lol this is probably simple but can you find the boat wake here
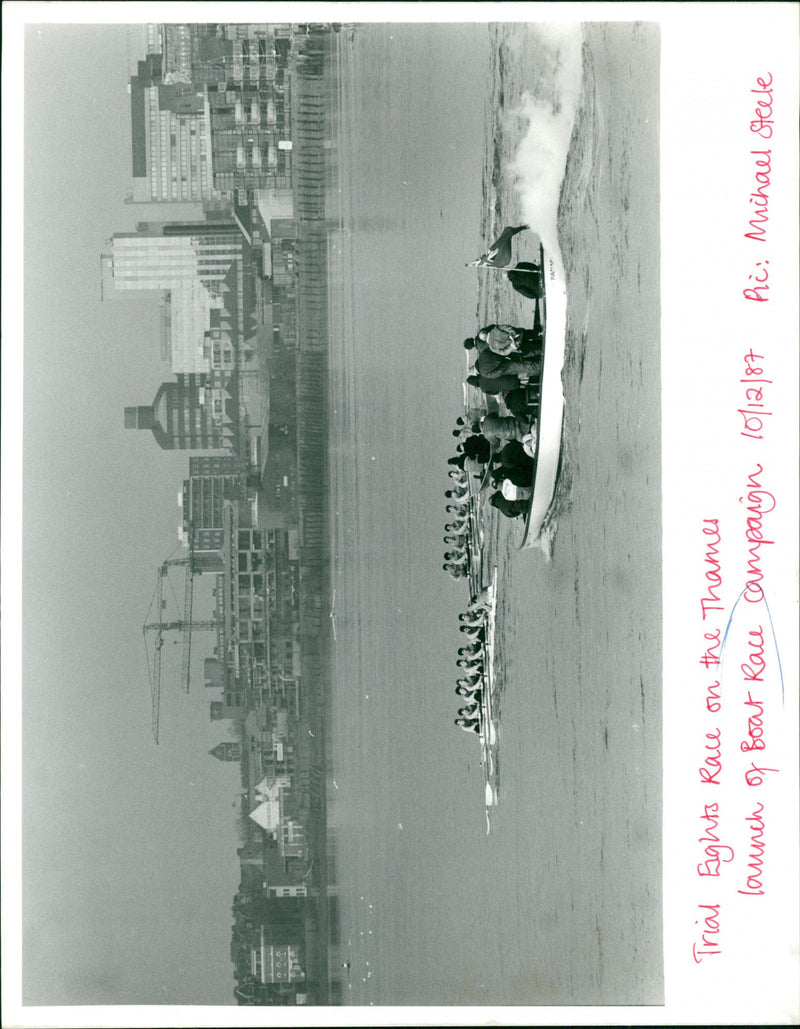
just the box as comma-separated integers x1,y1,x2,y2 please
508,26,583,272
509,27,583,546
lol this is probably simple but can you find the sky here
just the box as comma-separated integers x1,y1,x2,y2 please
19,23,242,1006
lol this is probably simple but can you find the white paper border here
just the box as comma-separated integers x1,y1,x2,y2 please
3,3,798,1026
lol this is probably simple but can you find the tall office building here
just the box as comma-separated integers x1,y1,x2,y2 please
104,220,242,292
102,220,244,375
129,51,215,204
125,374,235,451
181,455,244,567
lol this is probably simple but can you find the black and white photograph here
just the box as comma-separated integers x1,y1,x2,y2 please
3,3,798,1025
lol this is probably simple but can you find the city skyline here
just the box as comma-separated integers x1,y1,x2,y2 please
20,23,245,1005
19,17,341,1008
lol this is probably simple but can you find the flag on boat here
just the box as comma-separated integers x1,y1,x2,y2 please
467,225,529,268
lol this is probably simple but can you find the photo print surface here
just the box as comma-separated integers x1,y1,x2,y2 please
19,14,664,1011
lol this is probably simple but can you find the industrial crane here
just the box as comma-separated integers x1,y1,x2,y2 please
142,536,216,743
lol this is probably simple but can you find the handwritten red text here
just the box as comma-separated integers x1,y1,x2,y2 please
737,803,766,896
697,802,735,877
700,519,724,620
749,73,773,139
739,465,776,602
699,728,722,786
692,904,722,964
739,350,772,439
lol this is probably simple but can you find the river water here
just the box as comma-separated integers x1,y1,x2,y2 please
324,20,662,1006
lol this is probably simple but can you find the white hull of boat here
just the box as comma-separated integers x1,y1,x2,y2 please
522,249,567,546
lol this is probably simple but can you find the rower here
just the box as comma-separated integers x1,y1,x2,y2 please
445,504,470,521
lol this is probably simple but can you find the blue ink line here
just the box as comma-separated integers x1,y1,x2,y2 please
761,590,786,704
718,586,747,679
719,586,785,705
